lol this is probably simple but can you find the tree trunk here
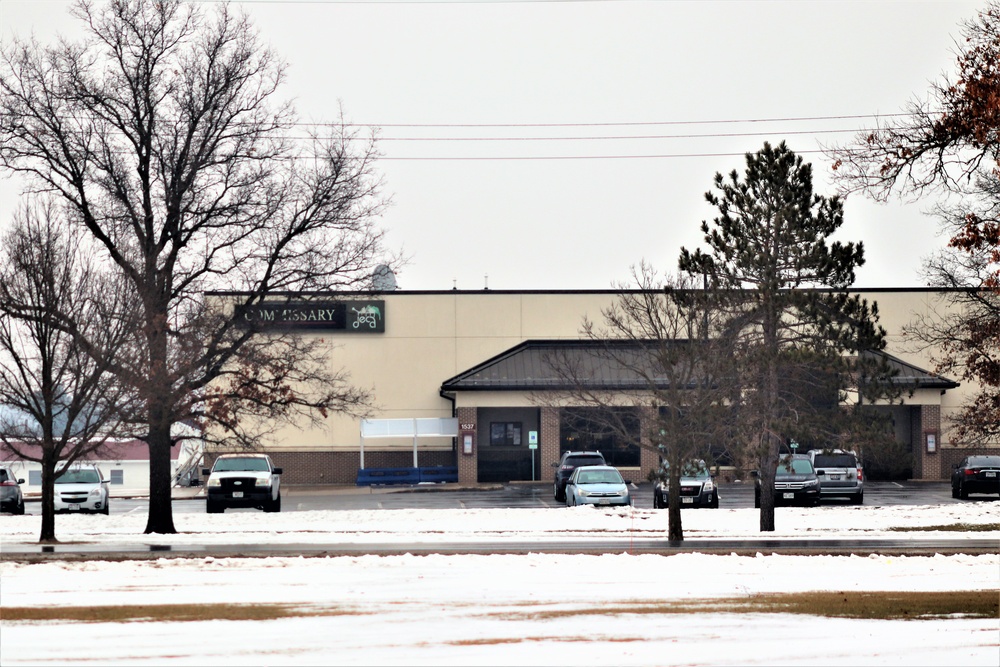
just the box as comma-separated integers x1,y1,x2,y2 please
144,424,176,534
758,438,779,532
38,452,56,543
667,457,684,541
758,291,781,532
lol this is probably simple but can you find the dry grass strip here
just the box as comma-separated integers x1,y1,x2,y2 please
487,590,1000,621
1,602,357,623
3,591,996,624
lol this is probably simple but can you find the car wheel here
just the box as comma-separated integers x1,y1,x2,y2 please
653,493,661,509
265,493,281,513
959,481,969,499
101,501,110,516
207,500,224,514
851,492,863,505
951,483,959,499
710,495,720,509
15,498,25,515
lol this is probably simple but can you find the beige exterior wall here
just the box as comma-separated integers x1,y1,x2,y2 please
212,289,994,481
264,291,616,453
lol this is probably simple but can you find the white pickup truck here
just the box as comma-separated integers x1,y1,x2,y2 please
203,454,282,513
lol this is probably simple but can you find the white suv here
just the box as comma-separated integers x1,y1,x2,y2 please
203,454,282,513
807,449,864,505
53,463,110,515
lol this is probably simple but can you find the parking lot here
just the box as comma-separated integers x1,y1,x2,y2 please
30,479,984,515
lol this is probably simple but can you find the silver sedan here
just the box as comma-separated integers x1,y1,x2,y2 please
564,465,632,507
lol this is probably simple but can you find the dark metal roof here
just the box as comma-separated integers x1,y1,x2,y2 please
441,339,707,392
860,351,960,390
441,341,960,393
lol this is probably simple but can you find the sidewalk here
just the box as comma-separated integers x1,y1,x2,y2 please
23,481,509,502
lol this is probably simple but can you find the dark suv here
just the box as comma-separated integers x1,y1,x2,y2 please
653,460,719,509
553,451,606,501
0,467,25,515
754,454,820,507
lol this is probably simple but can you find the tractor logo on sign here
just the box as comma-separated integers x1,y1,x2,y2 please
352,304,382,329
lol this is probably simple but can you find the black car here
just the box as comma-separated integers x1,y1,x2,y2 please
0,466,26,515
653,460,719,509
951,455,1000,499
552,451,606,501
754,454,820,507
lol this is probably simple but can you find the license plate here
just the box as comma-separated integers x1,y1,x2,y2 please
830,475,841,480
986,472,997,477
782,492,795,499
68,503,81,511
232,491,243,498
598,498,610,505
682,497,694,504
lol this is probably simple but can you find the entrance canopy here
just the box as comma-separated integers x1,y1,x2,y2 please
359,418,459,468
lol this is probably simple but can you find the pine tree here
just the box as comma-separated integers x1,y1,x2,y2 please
679,142,887,532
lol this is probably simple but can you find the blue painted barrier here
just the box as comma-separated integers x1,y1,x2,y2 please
418,466,458,484
356,467,419,486
355,465,458,486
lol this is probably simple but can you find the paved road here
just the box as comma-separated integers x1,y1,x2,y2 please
4,537,998,560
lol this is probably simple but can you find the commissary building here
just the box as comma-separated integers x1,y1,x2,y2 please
204,287,990,486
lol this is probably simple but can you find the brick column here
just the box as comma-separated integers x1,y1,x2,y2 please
456,407,478,485
540,407,561,485
910,407,923,480
917,404,943,480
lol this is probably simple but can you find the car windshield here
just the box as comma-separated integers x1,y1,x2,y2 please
55,468,101,484
966,456,1000,467
814,454,857,468
577,469,623,485
660,462,710,479
0,469,9,482
566,455,603,467
777,458,813,475
213,457,269,472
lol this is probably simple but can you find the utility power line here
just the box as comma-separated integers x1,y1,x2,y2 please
323,113,914,129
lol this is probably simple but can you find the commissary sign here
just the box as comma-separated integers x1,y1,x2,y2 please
236,301,385,333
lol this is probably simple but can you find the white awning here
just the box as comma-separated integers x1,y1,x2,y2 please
361,418,458,439
359,418,459,469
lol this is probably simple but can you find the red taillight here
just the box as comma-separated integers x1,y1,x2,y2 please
856,468,863,482
965,469,979,476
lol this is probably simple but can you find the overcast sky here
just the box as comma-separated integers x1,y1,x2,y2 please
0,0,985,290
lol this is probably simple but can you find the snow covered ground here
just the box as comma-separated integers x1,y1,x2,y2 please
1,502,998,666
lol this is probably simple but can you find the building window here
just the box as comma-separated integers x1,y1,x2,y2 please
110,469,124,485
490,422,522,446
29,470,40,486
560,407,640,467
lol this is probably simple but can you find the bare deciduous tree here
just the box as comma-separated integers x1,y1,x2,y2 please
0,0,395,533
541,265,734,541
906,175,1000,445
0,200,140,542
828,3,999,445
